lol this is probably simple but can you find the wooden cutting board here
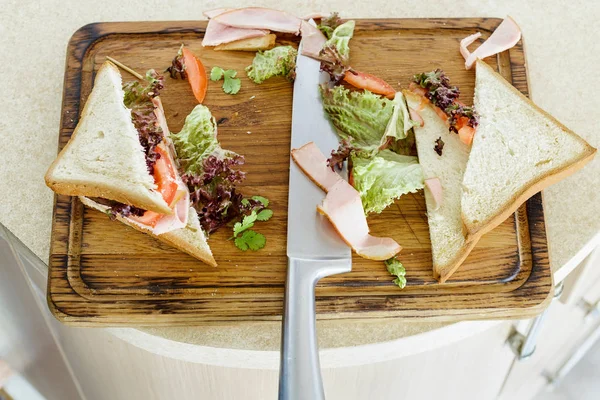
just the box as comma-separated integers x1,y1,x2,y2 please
48,18,553,326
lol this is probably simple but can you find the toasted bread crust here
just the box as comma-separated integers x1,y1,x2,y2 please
45,179,173,215
464,148,596,242
464,61,597,240
214,34,276,51
80,197,217,267
405,90,478,283
434,239,479,283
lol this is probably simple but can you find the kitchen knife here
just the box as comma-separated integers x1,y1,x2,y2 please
278,37,352,400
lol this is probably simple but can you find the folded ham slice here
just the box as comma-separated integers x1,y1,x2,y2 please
213,7,302,34
462,17,522,69
291,142,402,260
299,20,327,58
203,19,268,47
151,180,190,235
291,140,342,191
203,8,233,19
301,12,330,20
459,32,481,62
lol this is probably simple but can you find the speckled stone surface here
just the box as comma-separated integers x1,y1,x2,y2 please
1,0,598,351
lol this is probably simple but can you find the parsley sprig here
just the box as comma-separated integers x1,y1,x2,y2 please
210,66,241,94
232,196,273,251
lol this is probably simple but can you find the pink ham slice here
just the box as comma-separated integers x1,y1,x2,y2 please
424,178,443,211
462,17,522,69
459,32,481,61
203,8,233,19
144,97,190,234
299,20,326,58
151,180,190,235
213,7,302,34
291,140,342,191
202,20,268,47
301,12,330,20
292,142,402,261
202,7,268,47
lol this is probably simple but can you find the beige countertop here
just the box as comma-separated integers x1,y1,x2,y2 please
2,0,599,355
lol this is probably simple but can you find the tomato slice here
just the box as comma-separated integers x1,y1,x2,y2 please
130,210,163,227
153,146,178,206
458,125,476,146
129,145,179,228
181,47,208,103
343,70,396,99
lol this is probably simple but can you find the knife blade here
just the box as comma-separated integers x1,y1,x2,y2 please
278,35,352,400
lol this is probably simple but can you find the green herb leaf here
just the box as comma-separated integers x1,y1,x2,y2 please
233,211,258,237
256,209,273,221
223,75,241,94
223,69,237,79
251,195,269,207
210,67,224,81
234,230,266,251
211,67,241,94
385,258,407,289
241,198,250,207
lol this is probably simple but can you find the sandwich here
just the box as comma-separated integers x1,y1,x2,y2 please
405,62,596,282
461,60,596,241
45,61,217,266
404,86,475,283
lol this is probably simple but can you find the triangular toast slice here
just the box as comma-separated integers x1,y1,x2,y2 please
45,62,171,214
404,91,477,282
80,196,216,266
461,60,596,239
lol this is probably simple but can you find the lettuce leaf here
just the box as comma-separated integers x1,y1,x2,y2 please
321,86,418,156
385,258,407,288
246,46,298,84
321,85,395,154
171,105,236,175
324,20,355,60
317,12,342,39
352,150,424,214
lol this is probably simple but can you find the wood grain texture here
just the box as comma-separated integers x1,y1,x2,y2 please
47,19,552,326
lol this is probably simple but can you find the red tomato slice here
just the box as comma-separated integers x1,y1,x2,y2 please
458,125,476,146
343,70,396,99
130,210,162,227
181,47,208,103
129,146,179,228
153,146,178,206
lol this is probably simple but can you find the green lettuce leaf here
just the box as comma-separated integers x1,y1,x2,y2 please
384,92,418,141
383,91,419,155
352,150,424,214
321,85,395,154
321,86,418,156
246,46,298,84
385,258,407,288
317,12,342,39
324,20,355,60
171,105,236,175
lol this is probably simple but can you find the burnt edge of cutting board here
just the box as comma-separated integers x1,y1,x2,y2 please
47,19,553,326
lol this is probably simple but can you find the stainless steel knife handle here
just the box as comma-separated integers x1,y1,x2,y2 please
278,258,351,400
